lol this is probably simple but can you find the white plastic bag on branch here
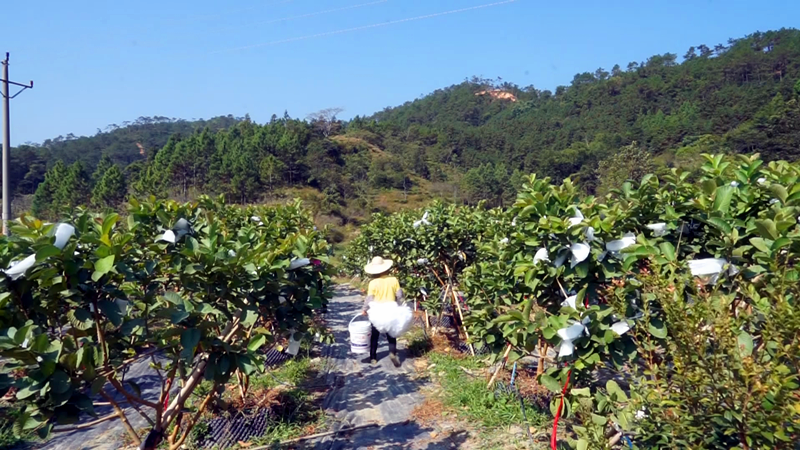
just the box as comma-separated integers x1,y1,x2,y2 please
556,316,591,358
413,211,431,228
5,222,75,280
646,223,668,237
569,242,590,268
533,248,549,264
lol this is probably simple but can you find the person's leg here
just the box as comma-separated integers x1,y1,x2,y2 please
387,334,400,367
369,325,380,361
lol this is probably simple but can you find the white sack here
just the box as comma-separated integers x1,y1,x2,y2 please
367,301,414,338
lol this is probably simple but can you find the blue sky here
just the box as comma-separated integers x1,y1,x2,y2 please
5,0,798,144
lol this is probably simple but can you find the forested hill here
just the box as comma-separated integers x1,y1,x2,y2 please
16,28,800,221
8,115,242,196
361,28,800,188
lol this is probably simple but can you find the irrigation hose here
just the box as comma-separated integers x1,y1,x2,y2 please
550,369,572,450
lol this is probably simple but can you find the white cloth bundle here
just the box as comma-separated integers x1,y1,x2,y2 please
367,301,414,338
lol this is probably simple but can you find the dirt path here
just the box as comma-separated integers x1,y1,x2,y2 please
310,285,463,450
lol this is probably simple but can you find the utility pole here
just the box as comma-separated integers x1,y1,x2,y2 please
1,53,33,235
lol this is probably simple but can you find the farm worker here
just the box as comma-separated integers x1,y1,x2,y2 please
361,256,412,367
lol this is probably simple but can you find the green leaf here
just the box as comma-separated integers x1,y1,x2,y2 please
97,300,123,327
755,219,779,240
539,374,562,393
706,217,732,234
700,179,717,196
162,292,183,306
769,184,788,204
101,213,119,237
15,385,39,400
737,331,754,357
236,354,259,376
170,310,190,325
30,334,50,353
772,237,792,251
591,413,607,426
120,318,144,336
126,380,142,398
20,413,43,431
218,354,231,376
713,185,734,213
50,371,71,394
576,439,589,450
74,393,97,416
180,328,201,362
93,255,115,275
36,424,53,440
648,318,668,339
35,245,61,261
658,242,676,262
247,334,267,352
606,380,628,401
241,307,259,327
67,309,94,331
749,237,772,254
91,377,107,395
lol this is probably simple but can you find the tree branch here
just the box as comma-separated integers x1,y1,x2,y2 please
52,412,119,432
107,377,160,409
100,390,141,446
91,297,110,366
172,382,219,450
160,311,241,429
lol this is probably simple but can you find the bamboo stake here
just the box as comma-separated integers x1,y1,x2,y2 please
487,343,512,389
430,267,446,287
431,283,451,337
450,287,475,356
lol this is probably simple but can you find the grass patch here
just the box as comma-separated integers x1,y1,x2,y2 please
249,358,315,391
426,352,549,430
404,326,433,358
0,405,38,449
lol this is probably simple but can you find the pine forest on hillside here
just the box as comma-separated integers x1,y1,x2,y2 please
7,28,800,222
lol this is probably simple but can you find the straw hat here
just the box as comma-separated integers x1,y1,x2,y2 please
364,256,393,275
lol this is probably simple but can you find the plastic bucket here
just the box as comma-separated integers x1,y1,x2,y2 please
349,315,372,354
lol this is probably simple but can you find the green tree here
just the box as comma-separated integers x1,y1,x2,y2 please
31,161,67,219
92,164,128,209
55,161,91,209
92,154,113,184
595,143,655,196
259,154,286,190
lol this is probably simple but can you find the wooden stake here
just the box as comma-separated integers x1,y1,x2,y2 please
430,267,446,287
432,283,451,337
450,287,475,356
487,343,512,389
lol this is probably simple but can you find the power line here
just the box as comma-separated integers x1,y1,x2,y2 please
209,0,520,54
184,0,298,23
211,0,389,33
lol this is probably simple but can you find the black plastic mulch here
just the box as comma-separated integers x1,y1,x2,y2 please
427,313,456,328
193,409,273,449
191,346,296,448
264,347,293,367
452,340,491,356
